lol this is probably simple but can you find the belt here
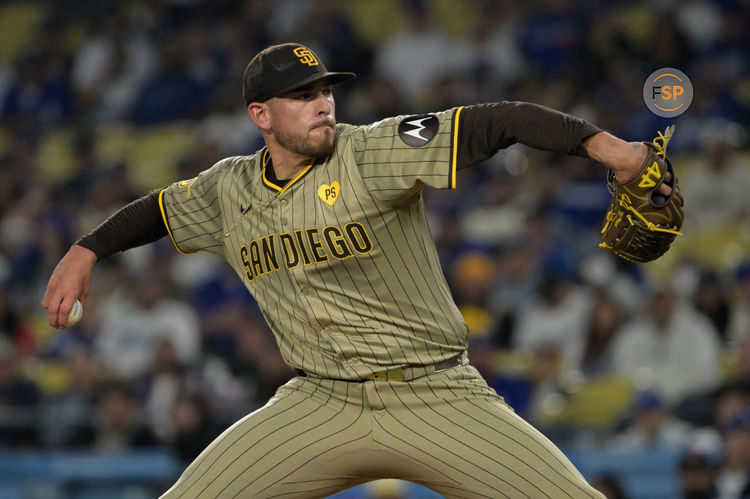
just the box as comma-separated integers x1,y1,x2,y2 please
296,353,464,382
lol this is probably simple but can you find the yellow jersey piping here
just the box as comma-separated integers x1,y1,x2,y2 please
158,189,192,255
451,106,464,189
261,148,315,196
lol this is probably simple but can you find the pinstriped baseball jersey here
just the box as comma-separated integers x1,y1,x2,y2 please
159,108,468,380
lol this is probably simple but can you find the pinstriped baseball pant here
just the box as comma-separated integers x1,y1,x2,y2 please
160,365,603,498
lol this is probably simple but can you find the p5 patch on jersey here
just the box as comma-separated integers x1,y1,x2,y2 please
398,114,439,147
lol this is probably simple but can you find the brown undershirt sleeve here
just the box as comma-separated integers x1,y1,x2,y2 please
456,101,602,170
75,190,167,260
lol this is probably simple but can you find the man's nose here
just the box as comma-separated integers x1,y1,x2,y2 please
316,92,332,115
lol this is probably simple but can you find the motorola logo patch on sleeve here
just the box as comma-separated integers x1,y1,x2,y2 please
397,114,439,147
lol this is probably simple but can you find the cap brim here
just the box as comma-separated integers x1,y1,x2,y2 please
272,71,356,98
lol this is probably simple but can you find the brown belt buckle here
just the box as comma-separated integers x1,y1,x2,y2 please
370,367,404,381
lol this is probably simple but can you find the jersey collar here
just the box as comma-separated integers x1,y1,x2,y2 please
261,148,316,196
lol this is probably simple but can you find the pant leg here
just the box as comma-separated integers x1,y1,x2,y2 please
369,365,604,499
160,376,373,499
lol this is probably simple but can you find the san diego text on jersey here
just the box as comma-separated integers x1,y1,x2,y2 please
238,222,373,281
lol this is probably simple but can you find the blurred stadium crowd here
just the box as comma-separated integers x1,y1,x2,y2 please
0,0,749,497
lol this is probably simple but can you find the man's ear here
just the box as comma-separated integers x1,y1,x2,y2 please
248,102,272,133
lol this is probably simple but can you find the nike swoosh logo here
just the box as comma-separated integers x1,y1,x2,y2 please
270,60,296,71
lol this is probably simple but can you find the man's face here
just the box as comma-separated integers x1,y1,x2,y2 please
268,81,337,159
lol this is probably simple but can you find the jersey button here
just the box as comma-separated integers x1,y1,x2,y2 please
280,199,289,207
301,287,312,296
280,217,288,225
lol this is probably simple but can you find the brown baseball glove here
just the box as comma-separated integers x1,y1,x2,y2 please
599,126,684,263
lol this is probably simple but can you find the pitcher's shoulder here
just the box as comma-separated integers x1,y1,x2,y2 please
335,123,360,138
210,151,264,175
335,118,401,145
217,153,260,168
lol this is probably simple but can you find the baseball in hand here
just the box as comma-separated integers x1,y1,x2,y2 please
67,299,83,327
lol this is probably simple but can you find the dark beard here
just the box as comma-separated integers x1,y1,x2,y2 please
273,123,336,159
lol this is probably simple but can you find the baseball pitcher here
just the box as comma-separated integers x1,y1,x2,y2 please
42,43,682,498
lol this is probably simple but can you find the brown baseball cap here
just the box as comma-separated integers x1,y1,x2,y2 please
242,43,355,106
